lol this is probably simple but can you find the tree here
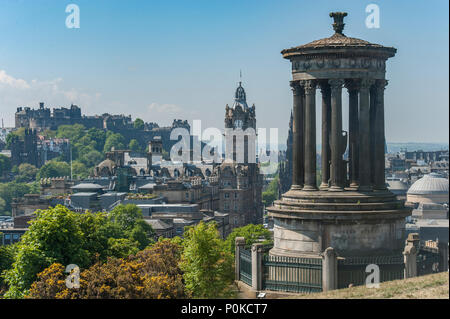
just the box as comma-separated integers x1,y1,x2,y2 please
103,133,125,153
180,222,235,298
0,244,16,293
15,163,38,182
0,182,37,215
0,154,12,178
72,161,89,179
133,118,145,130
128,139,141,152
224,224,272,256
108,204,154,249
36,161,70,179
5,128,25,149
27,241,185,299
86,128,107,153
262,175,279,207
56,124,85,142
80,149,104,168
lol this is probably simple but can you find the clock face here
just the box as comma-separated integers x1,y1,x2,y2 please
234,119,243,129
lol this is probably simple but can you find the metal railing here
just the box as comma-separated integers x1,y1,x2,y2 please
239,248,252,286
262,255,323,293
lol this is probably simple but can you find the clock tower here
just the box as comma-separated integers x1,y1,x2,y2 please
224,82,257,164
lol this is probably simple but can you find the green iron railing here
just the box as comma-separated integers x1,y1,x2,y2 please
239,248,252,286
337,255,404,289
262,255,323,293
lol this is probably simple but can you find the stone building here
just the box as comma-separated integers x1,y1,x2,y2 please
221,82,264,229
407,173,449,205
10,128,38,167
15,102,191,154
267,12,411,258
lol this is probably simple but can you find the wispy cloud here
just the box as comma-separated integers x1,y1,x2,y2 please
0,69,101,126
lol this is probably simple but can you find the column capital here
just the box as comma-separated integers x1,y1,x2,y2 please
374,79,389,91
359,78,375,90
328,79,345,91
344,79,360,93
301,80,317,95
290,81,303,96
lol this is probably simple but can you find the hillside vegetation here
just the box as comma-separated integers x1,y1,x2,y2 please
292,272,449,299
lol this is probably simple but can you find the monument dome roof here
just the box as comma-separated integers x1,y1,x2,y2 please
407,173,449,195
281,12,396,58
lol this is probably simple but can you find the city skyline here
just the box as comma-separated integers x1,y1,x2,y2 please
0,0,449,144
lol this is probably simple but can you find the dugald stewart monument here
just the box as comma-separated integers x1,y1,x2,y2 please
267,12,412,258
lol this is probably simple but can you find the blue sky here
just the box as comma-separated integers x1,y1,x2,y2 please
0,0,448,144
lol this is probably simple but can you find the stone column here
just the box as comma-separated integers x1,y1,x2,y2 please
346,80,359,188
329,79,345,191
369,85,377,185
235,237,246,281
251,243,264,291
358,78,374,191
403,244,417,279
290,81,304,190
373,79,388,190
319,82,331,190
301,80,317,191
322,247,338,291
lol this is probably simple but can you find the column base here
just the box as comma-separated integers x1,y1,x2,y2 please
328,185,344,192
358,185,373,192
319,183,329,190
302,185,317,191
291,185,303,190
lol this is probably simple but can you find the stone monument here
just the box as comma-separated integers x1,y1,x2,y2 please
267,12,412,258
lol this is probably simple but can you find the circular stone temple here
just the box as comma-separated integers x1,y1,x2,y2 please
267,12,412,258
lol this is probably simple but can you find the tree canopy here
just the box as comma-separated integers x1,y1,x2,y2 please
3,204,154,298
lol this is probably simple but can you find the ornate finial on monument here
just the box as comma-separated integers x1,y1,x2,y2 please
329,12,348,35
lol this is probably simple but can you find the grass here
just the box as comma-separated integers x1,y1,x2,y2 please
290,272,449,299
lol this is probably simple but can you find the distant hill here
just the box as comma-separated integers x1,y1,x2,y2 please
387,143,449,153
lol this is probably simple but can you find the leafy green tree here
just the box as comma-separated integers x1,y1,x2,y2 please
103,133,126,153
180,222,235,298
224,224,273,256
0,197,7,215
5,128,25,149
15,163,38,182
128,139,141,152
56,124,85,142
0,154,12,178
36,161,70,179
72,161,89,179
86,128,107,152
0,243,16,293
3,205,89,298
0,182,37,214
108,204,154,249
3,204,155,298
133,118,145,130
80,149,104,167
262,175,279,207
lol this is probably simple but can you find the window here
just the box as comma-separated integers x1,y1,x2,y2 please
224,193,230,199
224,203,229,211
185,192,189,199
234,193,238,199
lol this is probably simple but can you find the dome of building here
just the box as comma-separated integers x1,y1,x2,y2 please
407,173,449,204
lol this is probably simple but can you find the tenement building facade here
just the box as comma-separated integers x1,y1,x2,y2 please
267,12,411,258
